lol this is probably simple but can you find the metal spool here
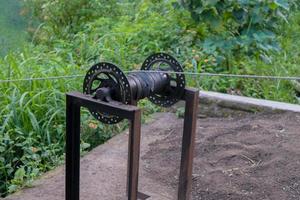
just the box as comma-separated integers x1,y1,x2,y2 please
83,53,185,124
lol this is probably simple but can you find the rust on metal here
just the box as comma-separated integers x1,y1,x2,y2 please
65,53,199,200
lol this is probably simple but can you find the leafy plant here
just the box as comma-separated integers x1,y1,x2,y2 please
175,0,292,67
23,0,120,42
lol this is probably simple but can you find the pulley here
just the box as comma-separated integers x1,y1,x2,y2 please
83,53,185,124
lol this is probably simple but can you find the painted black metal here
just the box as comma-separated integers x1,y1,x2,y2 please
127,71,169,100
83,62,132,124
83,53,186,124
66,95,80,200
141,53,186,107
65,53,199,200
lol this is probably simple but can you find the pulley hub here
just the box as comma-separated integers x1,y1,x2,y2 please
83,53,185,124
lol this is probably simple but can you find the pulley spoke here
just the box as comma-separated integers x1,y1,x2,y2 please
106,73,118,83
94,77,107,82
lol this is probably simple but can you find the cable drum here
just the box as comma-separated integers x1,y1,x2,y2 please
82,53,186,123
127,71,169,100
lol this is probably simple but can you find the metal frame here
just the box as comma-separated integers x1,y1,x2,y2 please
65,88,199,200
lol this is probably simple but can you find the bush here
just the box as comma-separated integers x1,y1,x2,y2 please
24,0,120,42
175,0,292,66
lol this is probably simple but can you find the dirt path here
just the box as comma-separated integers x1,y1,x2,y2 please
5,112,300,200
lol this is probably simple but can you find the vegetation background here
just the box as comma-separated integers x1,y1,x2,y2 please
0,0,300,197
0,0,28,57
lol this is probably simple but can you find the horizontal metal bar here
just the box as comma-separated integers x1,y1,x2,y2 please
66,92,140,120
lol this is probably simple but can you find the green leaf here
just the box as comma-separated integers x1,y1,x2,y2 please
8,185,18,193
269,2,279,10
274,0,289,10
0,146,5,153
81,142,91,150
204,0,220,6
14,167,26,181
276,10,288,23
27,108,40,133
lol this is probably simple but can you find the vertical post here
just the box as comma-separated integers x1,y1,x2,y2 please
127,109,142,200
66,95,81,200
178,89,199,200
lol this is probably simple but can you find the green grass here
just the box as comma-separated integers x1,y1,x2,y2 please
0,45,143,196
0,0,28,57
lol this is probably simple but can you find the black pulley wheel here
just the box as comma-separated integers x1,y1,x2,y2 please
141,53,185,107
83,62,131,124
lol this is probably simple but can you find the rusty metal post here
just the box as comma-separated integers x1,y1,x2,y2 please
65,88,199,200
127,109,141,200
126,100,149,200
178,88,199,200
66,95,81,200
65,92,141,200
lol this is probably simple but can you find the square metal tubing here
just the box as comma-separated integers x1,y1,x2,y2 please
65,88,199,200
66,92,141,200
178,88,199,200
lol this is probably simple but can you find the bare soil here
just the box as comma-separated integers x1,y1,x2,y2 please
143,112,300,200
4,111,300,200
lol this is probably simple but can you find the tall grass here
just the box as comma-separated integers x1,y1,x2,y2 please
0,46,123,196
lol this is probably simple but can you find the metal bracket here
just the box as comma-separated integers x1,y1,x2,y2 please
65,88,199,200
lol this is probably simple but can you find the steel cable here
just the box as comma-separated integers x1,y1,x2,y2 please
0,71,299,83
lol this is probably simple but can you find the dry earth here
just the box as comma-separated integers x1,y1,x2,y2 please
4,111,300,200
144,112,300,200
